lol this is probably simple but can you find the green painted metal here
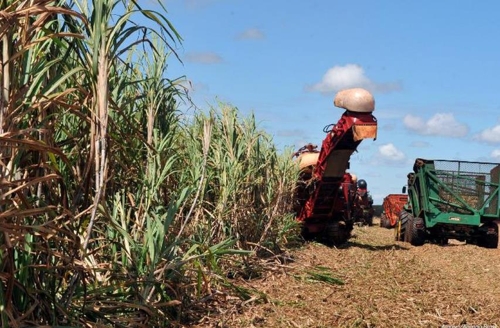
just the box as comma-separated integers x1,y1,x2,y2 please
406,158,500,228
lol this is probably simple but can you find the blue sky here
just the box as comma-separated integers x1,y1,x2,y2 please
160,0,500,204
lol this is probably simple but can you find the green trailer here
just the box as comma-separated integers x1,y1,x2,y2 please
396,158,500,248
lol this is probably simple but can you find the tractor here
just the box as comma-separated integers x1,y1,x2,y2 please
396,158,500,248
293,88,378,245
380,194,408,229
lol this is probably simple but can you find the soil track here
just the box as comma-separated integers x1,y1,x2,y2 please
194,217,500,328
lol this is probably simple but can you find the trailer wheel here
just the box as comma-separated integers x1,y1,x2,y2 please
478,222,499,249
408,216,426,246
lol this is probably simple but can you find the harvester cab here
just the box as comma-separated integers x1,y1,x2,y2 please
396,158,500,248
293,88,378,245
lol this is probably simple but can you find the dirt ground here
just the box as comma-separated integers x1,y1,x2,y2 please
191,217,500,328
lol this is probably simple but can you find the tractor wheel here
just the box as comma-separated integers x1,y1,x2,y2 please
477,222,499,249
325,221,350,246
397,210,411,241
403,215,413,243
408,216,426,246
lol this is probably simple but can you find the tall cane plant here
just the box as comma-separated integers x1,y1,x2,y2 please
0,0,187,325
0,0,300,326
176,104,299,251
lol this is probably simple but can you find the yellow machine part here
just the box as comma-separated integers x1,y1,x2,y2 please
298,152,319,173
395,219,402,241
353,124,378,141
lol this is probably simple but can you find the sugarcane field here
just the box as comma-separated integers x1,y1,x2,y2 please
2,1,500,328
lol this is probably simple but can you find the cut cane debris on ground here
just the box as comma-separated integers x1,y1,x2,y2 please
190,217,500,328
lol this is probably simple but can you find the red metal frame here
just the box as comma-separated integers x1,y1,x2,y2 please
296,110,377,233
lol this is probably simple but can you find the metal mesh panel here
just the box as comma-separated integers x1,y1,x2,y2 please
432,160,500,212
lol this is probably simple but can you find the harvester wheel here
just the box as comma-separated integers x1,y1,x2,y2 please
366,215,373,227
478,222,499,249
325,221,350,246
408,216,426,246
300,225,314,241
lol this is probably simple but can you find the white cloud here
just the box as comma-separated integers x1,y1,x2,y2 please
475,125,500,144
184,52,223,64
236,28,265,40
310,64,369,93
305,64,402,95
378,143,406,162
403,113,468,137
403,114,425,131
491,149,500,159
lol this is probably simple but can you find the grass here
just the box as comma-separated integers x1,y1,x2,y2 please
294,266,345,286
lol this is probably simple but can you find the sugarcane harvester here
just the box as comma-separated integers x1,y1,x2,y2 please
293,88,378,245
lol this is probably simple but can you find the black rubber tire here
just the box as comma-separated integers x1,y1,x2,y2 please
403,214,413,243
325,221,350,246
408,216,426,246
366,215,373,227
438,237,449,246
397,210,411,241
300,225,314,241
477,222,499,249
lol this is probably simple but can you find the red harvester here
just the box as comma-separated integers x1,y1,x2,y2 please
293,88,378,245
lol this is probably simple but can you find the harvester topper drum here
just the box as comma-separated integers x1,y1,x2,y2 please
293,88,378,245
